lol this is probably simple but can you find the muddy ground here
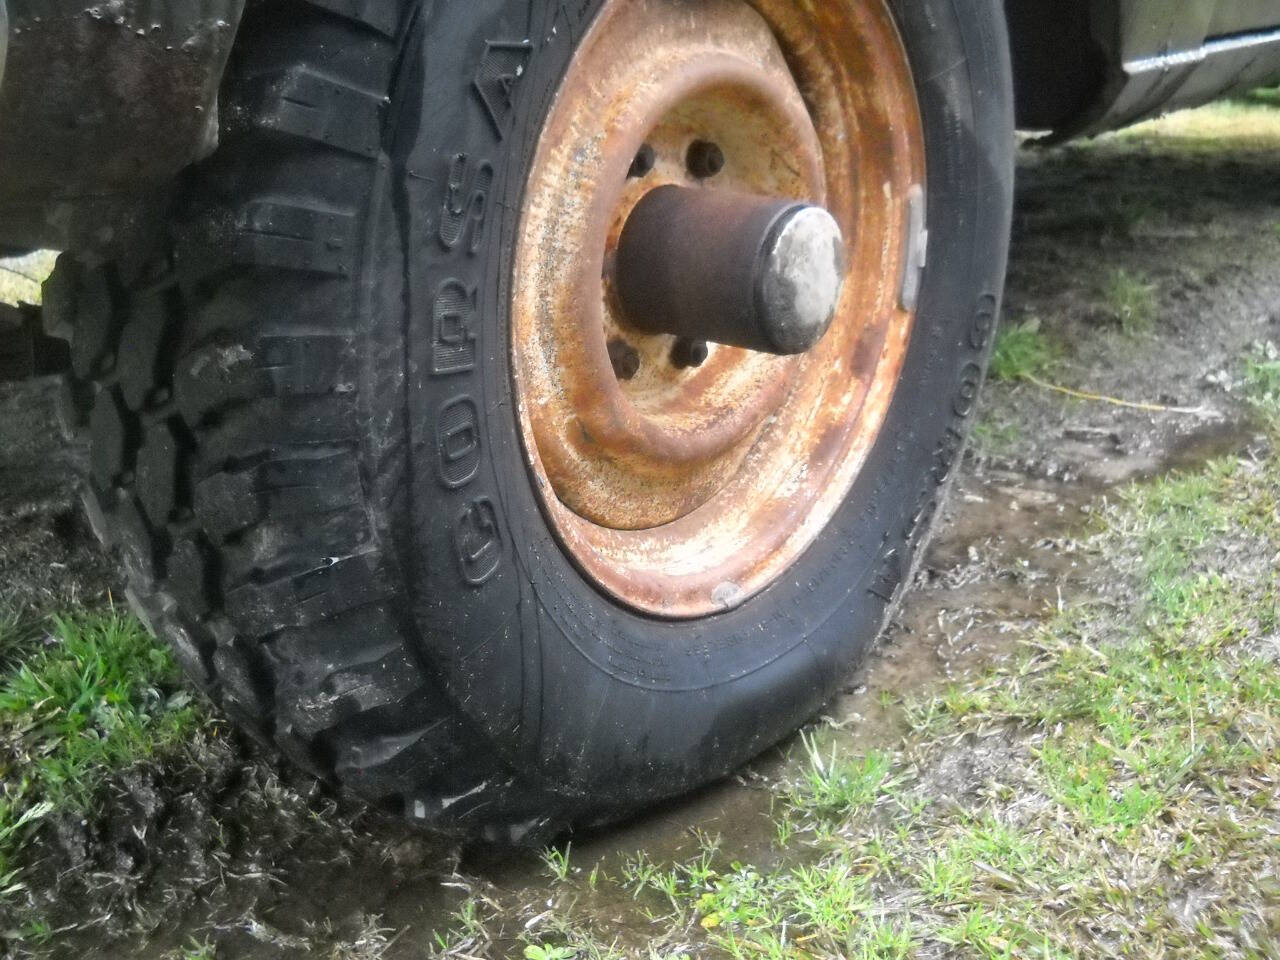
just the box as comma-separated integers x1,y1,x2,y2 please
2,109,1279,958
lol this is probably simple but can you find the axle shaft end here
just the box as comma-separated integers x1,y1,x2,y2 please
756,205,845,355
616,185,846,356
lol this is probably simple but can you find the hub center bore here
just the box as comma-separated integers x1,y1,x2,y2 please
615,185,847,356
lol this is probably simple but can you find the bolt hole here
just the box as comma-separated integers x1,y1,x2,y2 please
608,338,642,381
686,140,725,179
629,144,656,179
671,339,709,369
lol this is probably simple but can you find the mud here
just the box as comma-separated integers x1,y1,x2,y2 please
3,114,1279,957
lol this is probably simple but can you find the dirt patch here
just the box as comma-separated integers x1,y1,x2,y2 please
0,379,115,625
2,108,1279,958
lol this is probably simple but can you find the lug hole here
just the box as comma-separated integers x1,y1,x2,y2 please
671,338,709,369
686,140,725,179
629,144,656,179
608,338,642,380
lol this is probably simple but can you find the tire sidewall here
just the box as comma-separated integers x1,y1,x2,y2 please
378,0,1014,811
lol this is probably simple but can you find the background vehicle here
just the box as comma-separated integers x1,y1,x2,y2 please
0,0,1277,843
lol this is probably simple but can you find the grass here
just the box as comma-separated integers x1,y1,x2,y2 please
1243,341,1280,422
541,843,573,883
1233,85,1280,109
170,940,217,960
969,418,1020,458
1118,97,1280,152
430,350,1280,960
988,319,1055,382
524,946,577,960
1104,267,1158,333
650,444,1277,958
0,611,198,901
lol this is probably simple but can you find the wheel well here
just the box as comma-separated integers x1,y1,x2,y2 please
1004,0,1109,131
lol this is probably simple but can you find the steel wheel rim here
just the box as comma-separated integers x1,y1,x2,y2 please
512,0,926,619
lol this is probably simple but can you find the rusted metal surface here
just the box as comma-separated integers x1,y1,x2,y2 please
0,0,243,253
512,0,925,618
615,186,844,355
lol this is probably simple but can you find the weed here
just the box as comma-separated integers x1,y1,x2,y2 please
970,419,1021,457
1243,341,1280,427
988,319,1054,382
430,895,496,956
789,733,898,822
524,945,575,960
174,939,216,960
540,842,572,883
1104,267,1157,332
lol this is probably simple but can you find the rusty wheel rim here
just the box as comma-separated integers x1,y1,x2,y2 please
513,0,925,619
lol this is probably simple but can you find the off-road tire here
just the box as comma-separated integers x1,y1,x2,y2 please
48,0,1014,842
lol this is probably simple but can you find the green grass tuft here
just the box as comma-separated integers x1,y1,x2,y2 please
0,611,199,892
1243,341,1280,428
988,320,1055,383
789,734,899,823
1104,268,1158,333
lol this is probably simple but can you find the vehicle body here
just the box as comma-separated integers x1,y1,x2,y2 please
0,1,1278,256
1,0,1279,841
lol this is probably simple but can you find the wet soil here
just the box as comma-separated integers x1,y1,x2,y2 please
4,120,1280,957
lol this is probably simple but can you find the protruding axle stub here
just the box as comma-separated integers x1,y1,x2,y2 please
615,185,847,356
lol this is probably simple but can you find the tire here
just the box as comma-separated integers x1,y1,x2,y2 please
48,0,1014,842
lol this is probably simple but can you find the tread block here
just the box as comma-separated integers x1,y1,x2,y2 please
168,537,216,617
66,265,118,380
331,716,486,812
196,449,362,540
243,67,384,157
235,201,358,277
56,377,94,438
113,493,161,585
302,0,400,36
193,404,361,481
226,553,393,636
259,333,358,397
81,488,114,549
89,389,132,489
233,509,371,574
277,646,424,738
41,255,79,342
136,421,182,527
176,333,356,425
117,293,173,411
175,338,264,426
160,612,217,689
212,643,274,722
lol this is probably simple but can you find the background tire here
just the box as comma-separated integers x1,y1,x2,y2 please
49,0,1014,842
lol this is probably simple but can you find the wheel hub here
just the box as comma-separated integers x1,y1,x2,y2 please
615,185,847,356
512,0,925,618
